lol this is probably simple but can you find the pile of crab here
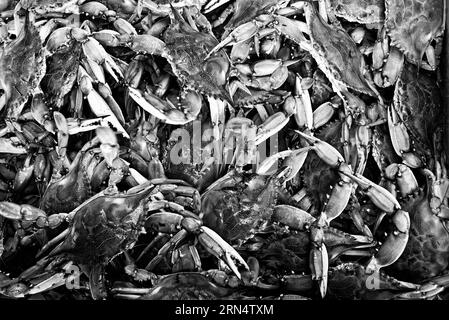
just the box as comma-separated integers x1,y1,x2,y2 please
0,0,449,300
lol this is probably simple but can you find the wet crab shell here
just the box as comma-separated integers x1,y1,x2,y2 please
222,0,280,37
51,185,154,266
39,153,93,215
40,41,82,108
329,0,385,24
326,263,416,300
393,62,441,156
139,273,231,300
386,190,449,282
385,0,445,66
161,120,221,192
202,174,282,245
162,10,231,102
0,13,46,119
304,3,376,97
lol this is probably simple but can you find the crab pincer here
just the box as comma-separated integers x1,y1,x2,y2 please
0,201,46,221
309,212,329,298
339,171,410,275
340,171,401,215
323,163,354,223
273,205,373,297
366,210,410,275
198,226,250,279
295,130,345,168
205,15,273,60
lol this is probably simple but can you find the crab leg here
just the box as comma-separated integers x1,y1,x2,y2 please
423,166,449,219
366,210,410,275
295,130,345,168
340,171,401,215
205,15,275,59
273,205,373,297
67,117,110,135
26,270,69,295
78,66,129,138
198,226,250,279
387,105,411,157
128,88,199,125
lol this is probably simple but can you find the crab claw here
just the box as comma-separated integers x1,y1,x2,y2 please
257,150,294,176
385,163,419,197
0,202,46,221
120,34,167,57
272,205,315,230
324,166,354,223
272,15,311,50
128,88,198,125
198,226,249,279
53,111,68,159
395,272,449,299
341,171,401,214
423,169,449,219
394,282,445,300
96,127,119,167
82,37,123,82
387,105,410,157
295,130,345,168
366,210,410,274
67,117,109,134
310,242,329,298
205,18,269,59
26,271,68,295
78,67,129,138
255,111,291,145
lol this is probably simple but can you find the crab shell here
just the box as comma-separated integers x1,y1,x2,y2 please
304,3,376,97
139,272,231,300
40,40,82,108
49,183,156,298
386,190,449,282
326,263,416,300
39,151,93,215
393,62,441,159
385,0,445,66
300,120,342,214
329,0,385,24
0,12,46,119
162,9,230,102
222,0,280,37
202,174,284,245
161,120,221,192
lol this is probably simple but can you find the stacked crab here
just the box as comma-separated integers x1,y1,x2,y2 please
0,0,448,300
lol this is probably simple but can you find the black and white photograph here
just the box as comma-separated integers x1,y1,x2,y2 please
0,0,448,311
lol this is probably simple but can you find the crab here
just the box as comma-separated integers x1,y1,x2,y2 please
206,0,288,37
40,38,82,109
0,174,247,299
161,111,224,192
385,160,449,282
201,163,375,297
126,6,231,125
385,0,445,68
327,0,385,25
207,2,377,102
39,128,143,216
0,11,46,121
388,62,441,168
